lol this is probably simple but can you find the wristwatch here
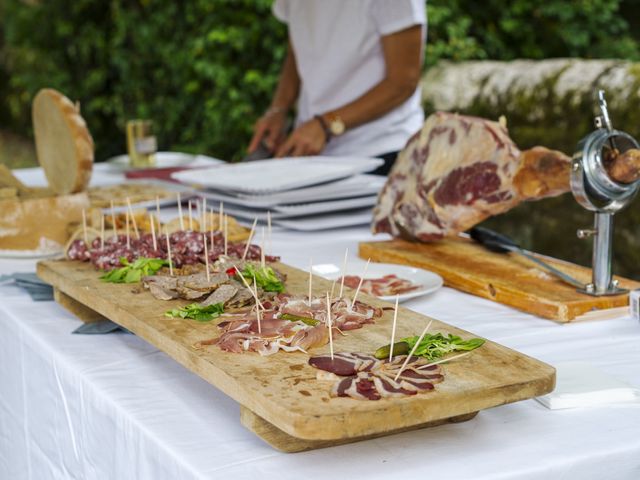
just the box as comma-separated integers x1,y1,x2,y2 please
324,112,346,136
315,113,346,141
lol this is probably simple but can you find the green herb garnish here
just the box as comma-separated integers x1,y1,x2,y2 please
165,303,224,322
100,257,168,284
280,313,320,326
239,264,284,293
374,333,484,360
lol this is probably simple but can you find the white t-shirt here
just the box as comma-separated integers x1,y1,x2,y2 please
273,0,426,157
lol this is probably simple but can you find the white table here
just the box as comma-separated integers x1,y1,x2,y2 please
2,167,640,480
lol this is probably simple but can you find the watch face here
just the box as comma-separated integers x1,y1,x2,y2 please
330,119,346,136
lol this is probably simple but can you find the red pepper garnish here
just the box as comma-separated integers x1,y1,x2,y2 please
226,267,238,276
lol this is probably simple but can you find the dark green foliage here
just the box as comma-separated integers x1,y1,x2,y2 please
2,0,286,161
1,0,639,161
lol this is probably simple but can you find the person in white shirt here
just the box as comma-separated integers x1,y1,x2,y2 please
247,0,426,175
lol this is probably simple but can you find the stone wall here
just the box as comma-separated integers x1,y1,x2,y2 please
421,59,640,279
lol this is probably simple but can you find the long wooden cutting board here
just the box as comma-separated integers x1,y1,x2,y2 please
359,238,640,322
37,259,555,452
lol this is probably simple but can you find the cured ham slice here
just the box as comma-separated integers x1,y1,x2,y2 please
199,295,383,356
340,274,421,297
309,352,443,401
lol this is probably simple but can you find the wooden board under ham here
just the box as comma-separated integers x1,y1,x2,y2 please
37,259,555,452
359,238,640,322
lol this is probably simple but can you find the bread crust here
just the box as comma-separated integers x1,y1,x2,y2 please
32,88,94,194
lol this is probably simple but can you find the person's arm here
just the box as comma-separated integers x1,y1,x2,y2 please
275,25,423,157
248,38,300,153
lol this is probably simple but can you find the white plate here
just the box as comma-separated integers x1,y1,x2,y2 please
312,261,443,302
273,208,373,231
172,157,383,194
274,195,378,216
198,174,385,208
105,152,222,172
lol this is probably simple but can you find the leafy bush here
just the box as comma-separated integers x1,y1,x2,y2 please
2,0,286,161
1,0,639,161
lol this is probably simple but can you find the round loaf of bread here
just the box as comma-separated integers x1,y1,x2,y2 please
32,88,94,194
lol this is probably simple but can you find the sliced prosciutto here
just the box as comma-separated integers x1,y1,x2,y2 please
340,274,422,297
196,295,383,356
309,352,443,401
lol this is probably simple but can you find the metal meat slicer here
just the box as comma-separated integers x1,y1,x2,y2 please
571,90,640,296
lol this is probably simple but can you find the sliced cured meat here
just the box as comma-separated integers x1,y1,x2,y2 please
200,284,238,307
340,274,422,297
309,352,443,401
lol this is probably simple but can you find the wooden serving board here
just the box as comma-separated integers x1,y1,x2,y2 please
37,259,555,452
359,238,640,323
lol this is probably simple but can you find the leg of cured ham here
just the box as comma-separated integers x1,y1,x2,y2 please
372,112,640,241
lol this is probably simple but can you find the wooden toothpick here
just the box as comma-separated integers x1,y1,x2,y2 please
188,201,193,231
165,227,173,276
339,247,349,297
253,274,262,334
125,211,130,249
203,234,210,282
351,258,370,305
308,257,313,306
389,294,399,362
110,200,117,239
234,265,264,312
267,211,272,254
224,214,228,256
417,351,473,370
150,211,157,251
201,198,207,231
126,198,140,239
210,208,215,247
260,226,266,268
177,193,184,231
100,215,105,250
81,209,88,244
326,291,334,360
242,218,258,260
394,320,433,382
219,201,224,232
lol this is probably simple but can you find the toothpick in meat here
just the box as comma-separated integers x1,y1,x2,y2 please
81,209,88,245
201,198,207,230
389,294,400,362
150,211,157,250
203,233,210,282
219,201,223,232
210,208,215,247
110,200,117,239
242,218,258,260
339,247,349,297
100,215,105,250
125,211,131,249
234,266,264,312
351,258,370,305
308,257,313,306
177,193,184,230
260,226,266,268
267,211,272,254
188,201,193,231
253,273,262,334
165,227,173,276
224,215,228,256
126,197,140,239
326,291,334,360
394,319,433,382
417,351,473,370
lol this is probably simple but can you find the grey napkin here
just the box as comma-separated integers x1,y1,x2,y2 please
0,273,54,301
72,320,132,335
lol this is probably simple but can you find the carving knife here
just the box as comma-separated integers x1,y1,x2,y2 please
468,226,587,289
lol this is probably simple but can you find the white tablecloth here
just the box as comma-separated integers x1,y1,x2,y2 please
2,167,640,480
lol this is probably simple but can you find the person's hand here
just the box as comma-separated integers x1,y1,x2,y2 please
275,118,327,157
248,108,287,154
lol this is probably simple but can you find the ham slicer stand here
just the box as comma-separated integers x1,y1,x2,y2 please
571,90,640,296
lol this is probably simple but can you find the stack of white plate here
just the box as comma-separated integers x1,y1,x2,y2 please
171,156,385,231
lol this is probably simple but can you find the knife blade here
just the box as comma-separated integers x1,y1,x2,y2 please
468,226,586,289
